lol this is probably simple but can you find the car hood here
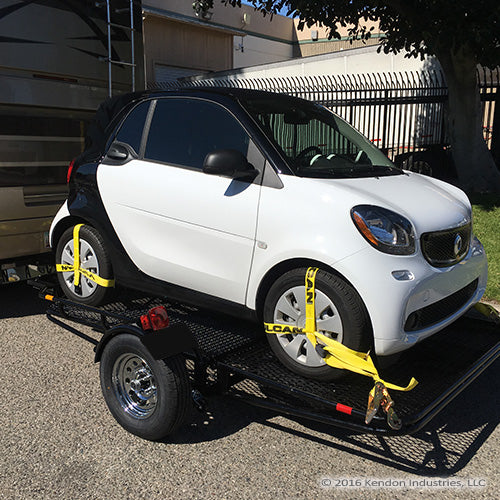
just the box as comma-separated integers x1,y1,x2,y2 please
310,171,471,234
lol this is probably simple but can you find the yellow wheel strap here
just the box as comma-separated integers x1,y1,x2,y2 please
56,224,115,288
265,266,417,393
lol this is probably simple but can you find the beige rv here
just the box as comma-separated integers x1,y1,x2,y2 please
0,0,143,283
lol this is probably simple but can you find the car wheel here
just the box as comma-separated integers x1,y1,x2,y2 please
264,268,371,381
100,334,190,440
56,225,114,306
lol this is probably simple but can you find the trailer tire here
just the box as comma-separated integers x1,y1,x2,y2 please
100,333,190,441
264,268,371,381
56,225,114,306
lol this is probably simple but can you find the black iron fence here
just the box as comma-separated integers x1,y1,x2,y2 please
479,66,499,150
152,67,499,164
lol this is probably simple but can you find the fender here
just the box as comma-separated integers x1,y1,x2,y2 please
94,323,198,363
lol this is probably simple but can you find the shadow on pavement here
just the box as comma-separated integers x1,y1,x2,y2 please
168,360,499,476
273,360,499,476
0,281,47,319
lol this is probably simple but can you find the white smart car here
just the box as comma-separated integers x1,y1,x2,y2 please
50,88,488,380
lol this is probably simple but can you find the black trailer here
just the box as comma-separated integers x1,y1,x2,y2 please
30,278,500,441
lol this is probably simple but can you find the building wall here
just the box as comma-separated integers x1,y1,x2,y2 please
293,18,384,58
142,3,406,83
201,45,440,81
233,34,293,69
145,0,295,41
295,37,382,58
143,1,295,83
143,15,233,84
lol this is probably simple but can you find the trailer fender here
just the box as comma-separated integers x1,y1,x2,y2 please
94,323,198,363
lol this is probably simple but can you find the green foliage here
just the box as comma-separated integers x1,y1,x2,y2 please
218,0,500,67
471,195,500,301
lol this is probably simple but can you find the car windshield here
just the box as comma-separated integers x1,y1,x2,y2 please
240,96,401,179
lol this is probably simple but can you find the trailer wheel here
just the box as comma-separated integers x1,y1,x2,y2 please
100,334,190,440
56,225,114,306
264,268,371,381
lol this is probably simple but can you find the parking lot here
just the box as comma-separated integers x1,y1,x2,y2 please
1,282,499,500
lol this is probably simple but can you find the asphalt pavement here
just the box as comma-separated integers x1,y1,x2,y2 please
0,282,499,500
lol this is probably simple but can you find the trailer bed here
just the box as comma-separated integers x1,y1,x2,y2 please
37,282,500,436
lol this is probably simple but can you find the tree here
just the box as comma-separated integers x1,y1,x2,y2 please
218,0,500,193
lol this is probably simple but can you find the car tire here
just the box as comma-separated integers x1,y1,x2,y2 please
264,268,371,381
56,225,114,306
100,333,190,441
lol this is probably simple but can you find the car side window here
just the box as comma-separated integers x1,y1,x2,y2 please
144,98,250,169
114,101,151,155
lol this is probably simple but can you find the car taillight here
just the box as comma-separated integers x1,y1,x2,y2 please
67,159,75,184
140,306,170,331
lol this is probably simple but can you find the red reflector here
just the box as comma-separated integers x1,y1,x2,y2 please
335,403,353,415
140,314,151,330
67,159,75,184
140,306,169,331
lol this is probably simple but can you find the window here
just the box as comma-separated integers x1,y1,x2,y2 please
264,112,363,159
241,97,397,179
145,99,250,169
114,101,151,156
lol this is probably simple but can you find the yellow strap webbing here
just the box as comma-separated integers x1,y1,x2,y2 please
56,224,115,288
265,267,417,392
73,223,81,286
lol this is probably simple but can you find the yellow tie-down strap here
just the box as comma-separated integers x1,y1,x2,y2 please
56,224,115,288
265,267,418,427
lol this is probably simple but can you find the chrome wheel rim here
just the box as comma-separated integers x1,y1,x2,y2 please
60,237,100,298
112,353,157,419
272,285,343,368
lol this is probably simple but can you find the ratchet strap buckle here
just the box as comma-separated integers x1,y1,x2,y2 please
366,381,402,430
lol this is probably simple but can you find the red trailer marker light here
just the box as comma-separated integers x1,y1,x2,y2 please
67,159,75,184
335,403,353,415
140,306,169,331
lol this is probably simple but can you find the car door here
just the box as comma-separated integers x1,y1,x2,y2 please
97,97,263,304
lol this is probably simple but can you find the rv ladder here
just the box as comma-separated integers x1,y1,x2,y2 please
96,0,137,97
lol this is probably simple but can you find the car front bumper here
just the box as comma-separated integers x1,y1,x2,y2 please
333,236,488,356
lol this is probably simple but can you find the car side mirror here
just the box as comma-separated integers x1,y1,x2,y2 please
104,142,135,164
203,149,257,179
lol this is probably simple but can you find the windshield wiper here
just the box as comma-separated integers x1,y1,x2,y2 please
297,167,354,178
353,164,402,176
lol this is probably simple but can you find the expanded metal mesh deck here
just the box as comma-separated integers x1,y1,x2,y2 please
45,285,499,433
219,314,500,424
47,290,262,359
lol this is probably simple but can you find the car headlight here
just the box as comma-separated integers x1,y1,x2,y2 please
351,205,415,255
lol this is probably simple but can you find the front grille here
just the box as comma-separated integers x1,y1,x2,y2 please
404,278,479,332
421,223,471,268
